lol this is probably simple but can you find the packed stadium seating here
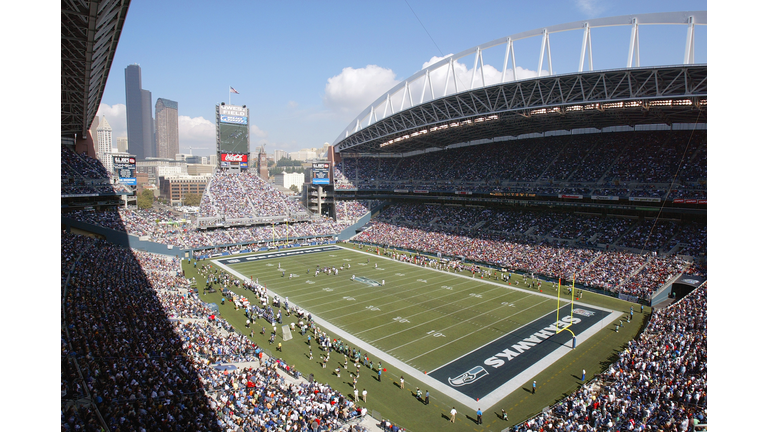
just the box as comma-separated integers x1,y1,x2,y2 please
354,203,704,300
333,130,707,199
62,127,706,430
65,207,350,250
199,170,308,221
62,232,369,432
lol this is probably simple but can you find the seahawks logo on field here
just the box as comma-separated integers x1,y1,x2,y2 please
572,308,595,317
448,366,489,387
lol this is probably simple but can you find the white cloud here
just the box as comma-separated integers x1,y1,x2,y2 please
574,0,607,17
408,57,546,101
95,103,126,139
323,65,400,116
250,125,268,139
178,115,215,154
421,54,453,70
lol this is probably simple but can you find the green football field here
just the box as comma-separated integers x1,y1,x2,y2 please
224,246,570,373
188,243,647,431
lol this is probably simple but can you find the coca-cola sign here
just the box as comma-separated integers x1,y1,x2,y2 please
221,153,248,163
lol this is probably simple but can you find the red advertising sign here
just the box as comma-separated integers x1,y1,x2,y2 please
221,153,248,163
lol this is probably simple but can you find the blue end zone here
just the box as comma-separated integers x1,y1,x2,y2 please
428,305,611,400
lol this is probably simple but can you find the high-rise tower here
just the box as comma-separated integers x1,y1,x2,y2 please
125,64,154,160
96,116,114,172
155,98,179,159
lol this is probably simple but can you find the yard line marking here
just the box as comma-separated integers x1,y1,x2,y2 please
356,289,537,337
383,296,550,352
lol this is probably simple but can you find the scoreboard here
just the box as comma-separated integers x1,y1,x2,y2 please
216,104,250,157
311,162,330,185
113,155,137,185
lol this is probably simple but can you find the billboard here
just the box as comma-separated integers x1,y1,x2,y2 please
217,104,249,155
312,162,330,185
113,155,136,185
221,153,249,168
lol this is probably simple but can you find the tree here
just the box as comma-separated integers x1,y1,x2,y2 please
184,193,202,207
289,184,299,194
137,189,154,209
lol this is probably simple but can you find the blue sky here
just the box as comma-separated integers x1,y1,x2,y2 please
94,0,708,157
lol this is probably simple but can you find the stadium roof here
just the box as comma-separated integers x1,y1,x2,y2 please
334,11,707,155
61,0,131,140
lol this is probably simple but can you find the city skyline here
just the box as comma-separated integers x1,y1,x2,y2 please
95,1,707,157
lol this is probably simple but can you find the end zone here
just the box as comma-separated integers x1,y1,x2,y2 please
429,305,620,405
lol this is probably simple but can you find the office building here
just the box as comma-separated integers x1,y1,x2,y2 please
95,116,114,171
116,136,128,153
125,64,155,159
155,98,179,159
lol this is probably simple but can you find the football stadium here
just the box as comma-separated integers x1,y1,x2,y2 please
61,4,707,432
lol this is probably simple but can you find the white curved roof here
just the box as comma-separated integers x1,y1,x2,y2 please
333,11,706,146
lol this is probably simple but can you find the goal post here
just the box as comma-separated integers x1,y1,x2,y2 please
555,277,576,342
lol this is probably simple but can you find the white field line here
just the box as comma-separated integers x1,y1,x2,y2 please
292,273,463,314
340,245,618,315
330,274,502,322
351,286,532,336
397,297,551,359
371,293,542,344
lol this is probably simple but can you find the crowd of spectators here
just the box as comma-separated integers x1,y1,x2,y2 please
334,200,381,223
515,283,707,432
64,206,351,250
61,147,135,196
199,170,307,220
354,204,705,300
62,231,371,432
332,130,706,199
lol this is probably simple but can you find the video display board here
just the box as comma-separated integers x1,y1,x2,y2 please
312,162,330,185
113,155,137,185
217,104,249,156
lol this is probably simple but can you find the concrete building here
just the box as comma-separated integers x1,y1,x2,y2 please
116,136,128,153
274,171,304,191
187,164,214,175
158,174,211,205
274,149,289,163
136,158,186,185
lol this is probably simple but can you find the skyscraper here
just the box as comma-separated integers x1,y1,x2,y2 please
96,116,113,156
155,98,179,159
125,64,155,160
96,116,114,172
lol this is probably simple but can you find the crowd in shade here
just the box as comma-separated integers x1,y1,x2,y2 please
199,171,308,220
62,232,372,432
514,283,707,432
64,207,352,250
354,204,705,300
333,130,706,200
62,147,132,195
